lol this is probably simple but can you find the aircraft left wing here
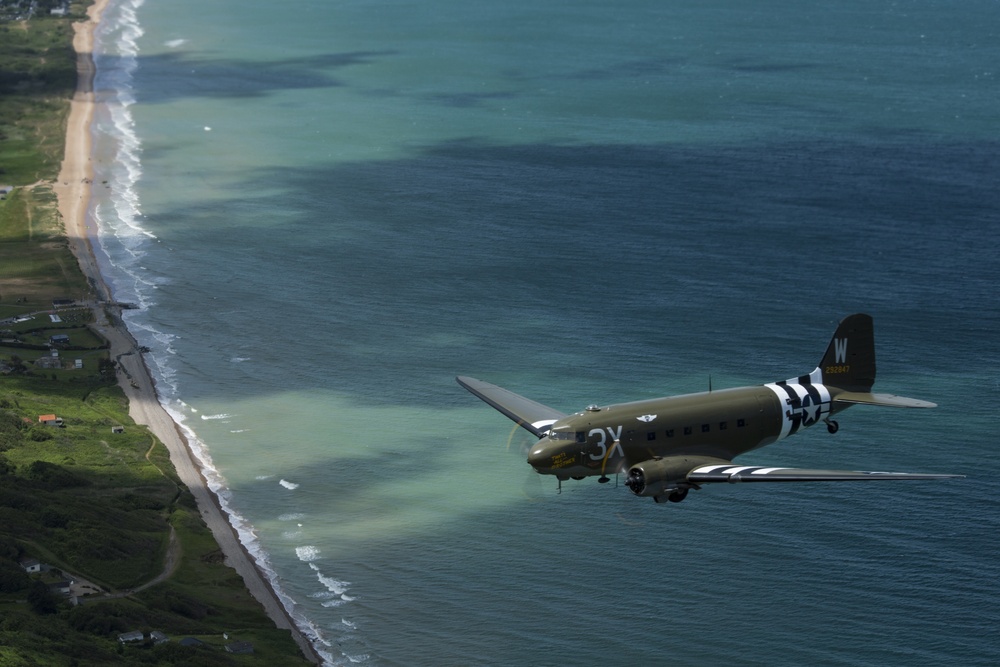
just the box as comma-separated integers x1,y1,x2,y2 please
456,376,567,437
687,463,964,484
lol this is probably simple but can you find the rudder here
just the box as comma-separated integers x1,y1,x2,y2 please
817,313,876,391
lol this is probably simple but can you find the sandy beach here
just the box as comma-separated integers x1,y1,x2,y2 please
53,2,320,663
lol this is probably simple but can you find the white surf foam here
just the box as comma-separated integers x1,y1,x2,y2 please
296,546,321,562
164,38,186,48
280,479,300,490
87,2,342,662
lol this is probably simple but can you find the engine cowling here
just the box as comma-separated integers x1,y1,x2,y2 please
624,456,732,497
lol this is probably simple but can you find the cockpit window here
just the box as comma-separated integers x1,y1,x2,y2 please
548,430,588,443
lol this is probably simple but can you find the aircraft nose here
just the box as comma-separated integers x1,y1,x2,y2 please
527,439,552,471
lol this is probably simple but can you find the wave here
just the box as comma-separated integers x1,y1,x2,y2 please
280,479,300,490
296,545,321,562
87,3,351,664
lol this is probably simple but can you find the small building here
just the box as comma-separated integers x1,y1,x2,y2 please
49,580,72,596
38,415,64,426
150,631,169,645
34,356,61,370
225,641,254,655
52,299,74,309
0,185,12,199
111,425,125,434
20,558,41,573
118,631,144,644
179,637,205,648
49,334,70,346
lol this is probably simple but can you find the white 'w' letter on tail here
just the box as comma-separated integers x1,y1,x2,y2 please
834,338,848,364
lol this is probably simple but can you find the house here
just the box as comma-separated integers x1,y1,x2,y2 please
49,334,70,346
118,631,144,644
150,631,169,645
49,580,72,596
38,415,64,426
20,558,41,573
34,356,62,370
224,641,254,655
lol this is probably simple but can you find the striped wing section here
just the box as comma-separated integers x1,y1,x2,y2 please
688,464,963,484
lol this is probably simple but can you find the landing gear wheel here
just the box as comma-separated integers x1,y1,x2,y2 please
826,420,839,434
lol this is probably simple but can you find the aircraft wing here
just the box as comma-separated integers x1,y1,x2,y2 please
687,463,963,484
456,376,567,437
833,392,937,408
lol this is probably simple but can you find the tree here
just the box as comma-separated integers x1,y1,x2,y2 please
27,581,60,615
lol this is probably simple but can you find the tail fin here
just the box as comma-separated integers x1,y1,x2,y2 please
816,313,876,391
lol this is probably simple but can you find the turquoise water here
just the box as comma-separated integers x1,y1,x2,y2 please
88,0,1000,664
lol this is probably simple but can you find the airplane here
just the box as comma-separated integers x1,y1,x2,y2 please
457,314,962,503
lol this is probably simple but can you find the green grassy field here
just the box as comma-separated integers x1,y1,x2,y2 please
0,4,315,664
0,4,79,185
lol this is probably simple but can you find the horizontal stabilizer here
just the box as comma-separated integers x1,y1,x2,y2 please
456,376,567,437
688,464,962,484
834,392,937,408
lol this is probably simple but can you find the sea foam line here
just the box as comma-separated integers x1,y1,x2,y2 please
87,2,338,663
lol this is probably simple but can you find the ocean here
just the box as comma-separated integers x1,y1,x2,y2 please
87,0,999,664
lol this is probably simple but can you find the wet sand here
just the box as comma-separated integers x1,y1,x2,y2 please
52,2,321,662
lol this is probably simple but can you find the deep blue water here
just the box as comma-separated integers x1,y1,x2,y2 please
88,0,999,664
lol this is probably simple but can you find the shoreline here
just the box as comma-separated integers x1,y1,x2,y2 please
53,2,321,663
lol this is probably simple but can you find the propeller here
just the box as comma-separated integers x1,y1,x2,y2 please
598,439,620,484
505,423,547,499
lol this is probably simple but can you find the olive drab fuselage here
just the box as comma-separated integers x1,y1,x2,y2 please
527,378,847,480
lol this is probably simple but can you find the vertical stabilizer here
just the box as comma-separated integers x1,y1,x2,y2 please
817,314,876,391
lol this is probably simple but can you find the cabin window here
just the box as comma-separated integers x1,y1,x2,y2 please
665,429,674,438
647,432,656,441
575,432,586,443
683,426,692,436
737,419,746,428
701,424,710,433
719,421,728,430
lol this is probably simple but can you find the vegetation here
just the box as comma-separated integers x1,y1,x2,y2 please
0,382,312,664
0,4,314,664
0,1,81,184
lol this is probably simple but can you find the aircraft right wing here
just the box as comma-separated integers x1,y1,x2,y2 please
456,376,567,437
687,463,963,484
833,392,937,408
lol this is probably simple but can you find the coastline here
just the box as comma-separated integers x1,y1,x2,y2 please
53,2,321,663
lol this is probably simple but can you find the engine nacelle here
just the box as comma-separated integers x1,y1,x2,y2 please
624,456,731,497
